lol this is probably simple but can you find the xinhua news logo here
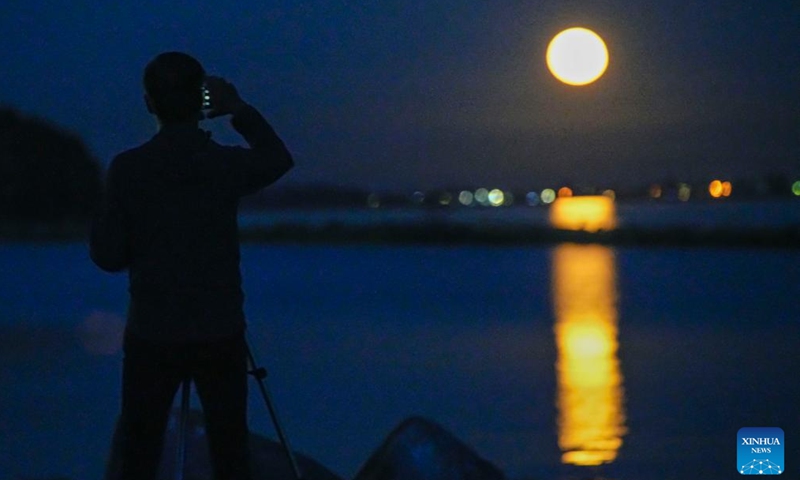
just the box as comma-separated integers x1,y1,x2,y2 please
738,427,784,475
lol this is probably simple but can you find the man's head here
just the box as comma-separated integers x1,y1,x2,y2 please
143,52,205,123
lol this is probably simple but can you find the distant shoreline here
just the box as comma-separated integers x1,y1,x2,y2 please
238,222,800,248
1,218,797,248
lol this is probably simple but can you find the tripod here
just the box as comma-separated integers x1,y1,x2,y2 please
174,340,303,480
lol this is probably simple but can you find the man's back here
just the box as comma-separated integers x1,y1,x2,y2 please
91,105,293,342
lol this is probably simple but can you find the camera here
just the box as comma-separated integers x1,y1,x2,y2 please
202,84,212,110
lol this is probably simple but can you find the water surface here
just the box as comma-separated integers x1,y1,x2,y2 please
1,242,798,480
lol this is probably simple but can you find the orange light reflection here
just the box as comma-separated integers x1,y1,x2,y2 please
552,243,627,467
549,196,616,232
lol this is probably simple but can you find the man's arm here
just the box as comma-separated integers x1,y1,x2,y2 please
229,104,294,194
205,76,294,195
89,158,130,272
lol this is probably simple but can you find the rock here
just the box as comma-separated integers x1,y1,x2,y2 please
354,417,506,480
104,409,342,480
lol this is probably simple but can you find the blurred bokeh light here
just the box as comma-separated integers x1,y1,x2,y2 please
677,183,692,202
549,196,617,232
649,184,662,199
488,189,505,206
541,189,557,205
459,190,475,206
709,180,733,198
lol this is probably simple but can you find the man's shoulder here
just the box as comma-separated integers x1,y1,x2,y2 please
109,138,161,170
109,129,250,172
116,137,159,158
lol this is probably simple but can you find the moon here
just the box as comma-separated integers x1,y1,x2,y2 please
547,28,609,86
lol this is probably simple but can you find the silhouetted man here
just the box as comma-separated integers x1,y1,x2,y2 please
90,51,293,480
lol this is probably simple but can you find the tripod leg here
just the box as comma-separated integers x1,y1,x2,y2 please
175,378,191,480
246,341,303,480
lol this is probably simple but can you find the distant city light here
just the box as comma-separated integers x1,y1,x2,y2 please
709,180,732,198
488,189,505,206
347,177,785,209
677,183,691,202
709,180,723,198
474,188,490,205
793,181,800,196
721,181,732,197
541,189,557,204
649,184,662,199
526,191,541,206
459,190,475,206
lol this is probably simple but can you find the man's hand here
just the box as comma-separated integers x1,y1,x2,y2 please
204,76,249,119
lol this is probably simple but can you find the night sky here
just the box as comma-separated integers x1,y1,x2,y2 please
2,0,798,191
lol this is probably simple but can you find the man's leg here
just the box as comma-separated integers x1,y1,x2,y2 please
119,334,186,480
192,334,251,480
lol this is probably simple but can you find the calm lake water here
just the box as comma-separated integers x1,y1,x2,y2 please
1,238,799,480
